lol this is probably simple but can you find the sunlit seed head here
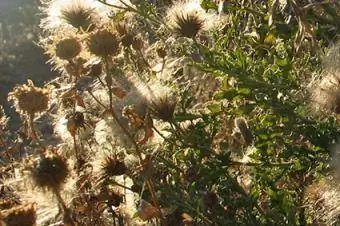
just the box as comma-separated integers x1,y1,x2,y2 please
0,203,36,226
40,0,114,32
29,151,69,190
172,12,204,38
8,80,50,116
55,38,82,61
60,2,95,31
87,29,120,57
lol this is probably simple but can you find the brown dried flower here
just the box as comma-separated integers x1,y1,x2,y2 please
61,2,95,31
87,29,120,57
0,203,36,226
8,80,49,116
29,151,69,190
55,38,82,60
149,94,177,122
101,155,127,178
172,13,204,38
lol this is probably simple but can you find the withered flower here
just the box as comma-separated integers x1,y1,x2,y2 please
61,2,95,31
172,13,204,38
87,29,120,57
101,155,127,178
8,80,49,116
29,151,69,190
0,203,36,226
56,38,82,60
149,94,177,122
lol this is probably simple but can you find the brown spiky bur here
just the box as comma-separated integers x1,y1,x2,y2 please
233,117,253,146
55,38,82,61
100,155,127,180
28,151,69,191
0,203,36,226
149,93,177,122
172,12,204,39
87,29,120,57
60,1,95,31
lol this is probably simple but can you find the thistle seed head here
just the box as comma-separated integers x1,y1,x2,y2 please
149,94,177,122
8,80,50,116
101,156,127,178
87,29,120,57
61,2,95,31
55,38,82,60
29,151,69,190
172,13,204,38
0,203,36,226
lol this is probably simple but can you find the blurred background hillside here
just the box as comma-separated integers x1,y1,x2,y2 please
0,0,56,130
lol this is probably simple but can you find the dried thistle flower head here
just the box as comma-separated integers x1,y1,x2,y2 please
100,155,127,180
55,38,82,61
234,117,253,146
149,94,177,122
8,80,50,116
60,1,95,31
0,203,36,226
172,12,204,38
28,151,69,190
87,29,120,57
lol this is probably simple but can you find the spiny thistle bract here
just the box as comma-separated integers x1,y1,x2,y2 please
87,29,120,57
55,38,82,61
60,1,95,31
172,12,204,38
0,203,36,226
29,151,69,191
8,80,49,116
